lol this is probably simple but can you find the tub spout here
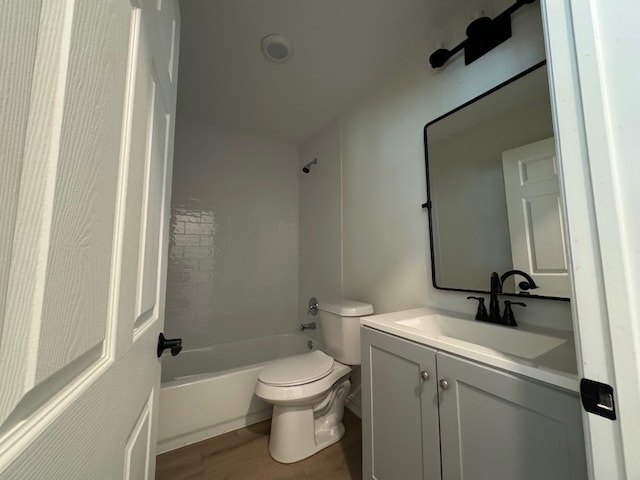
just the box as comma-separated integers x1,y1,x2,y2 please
300,322,316,331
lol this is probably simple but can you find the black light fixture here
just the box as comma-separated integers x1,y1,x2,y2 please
429,0,537,69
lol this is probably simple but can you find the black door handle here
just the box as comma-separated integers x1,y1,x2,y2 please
157,333,182,358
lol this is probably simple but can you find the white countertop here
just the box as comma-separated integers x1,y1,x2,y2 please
361,306,580,392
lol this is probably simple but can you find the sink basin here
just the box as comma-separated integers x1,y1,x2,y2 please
395,314,566,360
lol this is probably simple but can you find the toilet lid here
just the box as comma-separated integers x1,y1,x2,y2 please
258,351,334,386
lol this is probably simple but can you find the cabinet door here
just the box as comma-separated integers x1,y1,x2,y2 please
437,352,587,480
362,327,441,479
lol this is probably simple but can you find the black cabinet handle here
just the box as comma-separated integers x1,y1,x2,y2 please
157,333,182,358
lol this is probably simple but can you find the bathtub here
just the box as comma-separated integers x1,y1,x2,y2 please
157,332,320,454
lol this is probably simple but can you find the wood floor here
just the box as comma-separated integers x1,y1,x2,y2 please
155,410,362,479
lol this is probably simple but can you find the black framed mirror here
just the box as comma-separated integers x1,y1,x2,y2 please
424,61,569,301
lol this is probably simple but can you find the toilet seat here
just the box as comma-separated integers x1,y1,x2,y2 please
258,351,334,386
255,358,351,406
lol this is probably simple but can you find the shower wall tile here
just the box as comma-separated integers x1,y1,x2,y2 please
175,214,197,223
183,246,212,259
174,222,185,234
174,234,200,246
185,223,214,235
165,117,299,349
199,236,214,247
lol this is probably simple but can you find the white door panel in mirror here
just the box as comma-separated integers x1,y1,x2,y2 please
502,138,570,298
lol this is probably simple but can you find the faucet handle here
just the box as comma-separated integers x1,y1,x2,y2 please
503,300,526,327
307,296,319,316
467,296,488,321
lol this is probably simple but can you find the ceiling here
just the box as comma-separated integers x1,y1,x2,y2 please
177,0,479,144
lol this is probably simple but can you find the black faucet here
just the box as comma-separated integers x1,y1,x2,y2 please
500,269,538,293
471,271,537,326
489,272,502,322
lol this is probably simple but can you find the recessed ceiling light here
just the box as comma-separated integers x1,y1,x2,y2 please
261,34,293,63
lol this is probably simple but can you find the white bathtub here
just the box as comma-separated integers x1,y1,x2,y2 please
157,333,320,453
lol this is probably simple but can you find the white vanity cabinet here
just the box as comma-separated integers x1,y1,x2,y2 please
361,325,441,479
362,326,587,480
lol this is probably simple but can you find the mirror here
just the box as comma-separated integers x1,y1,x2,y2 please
424,62,570,300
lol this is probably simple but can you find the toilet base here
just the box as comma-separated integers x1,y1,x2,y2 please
268,377,351,463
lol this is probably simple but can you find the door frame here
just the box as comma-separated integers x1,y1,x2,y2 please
541,0,640,477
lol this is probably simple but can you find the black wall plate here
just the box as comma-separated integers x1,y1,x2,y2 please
580,378,617,420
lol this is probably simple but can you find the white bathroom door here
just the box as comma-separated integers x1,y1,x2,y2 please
0,1,179,478
501,137,571,298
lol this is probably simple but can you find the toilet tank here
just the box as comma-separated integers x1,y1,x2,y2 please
318,299,374,365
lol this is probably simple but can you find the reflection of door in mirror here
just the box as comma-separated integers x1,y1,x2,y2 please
502,138,570,297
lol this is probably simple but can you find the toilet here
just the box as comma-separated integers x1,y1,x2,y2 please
255,298,374,463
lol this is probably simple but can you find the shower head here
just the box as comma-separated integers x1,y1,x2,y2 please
302,158,318,174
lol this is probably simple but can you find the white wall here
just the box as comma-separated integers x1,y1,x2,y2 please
298,119,343,339
338,4,572,330
166,117,299,349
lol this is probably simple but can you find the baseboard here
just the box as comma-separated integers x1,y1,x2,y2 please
345,394,362,419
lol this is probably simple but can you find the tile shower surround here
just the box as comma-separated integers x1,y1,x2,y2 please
166,120,299,349
166,206,217,340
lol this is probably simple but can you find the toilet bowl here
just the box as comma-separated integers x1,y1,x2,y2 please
255,351,352,463
254,299,374,463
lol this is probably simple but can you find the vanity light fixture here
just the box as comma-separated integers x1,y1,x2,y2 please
429,0,537,68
